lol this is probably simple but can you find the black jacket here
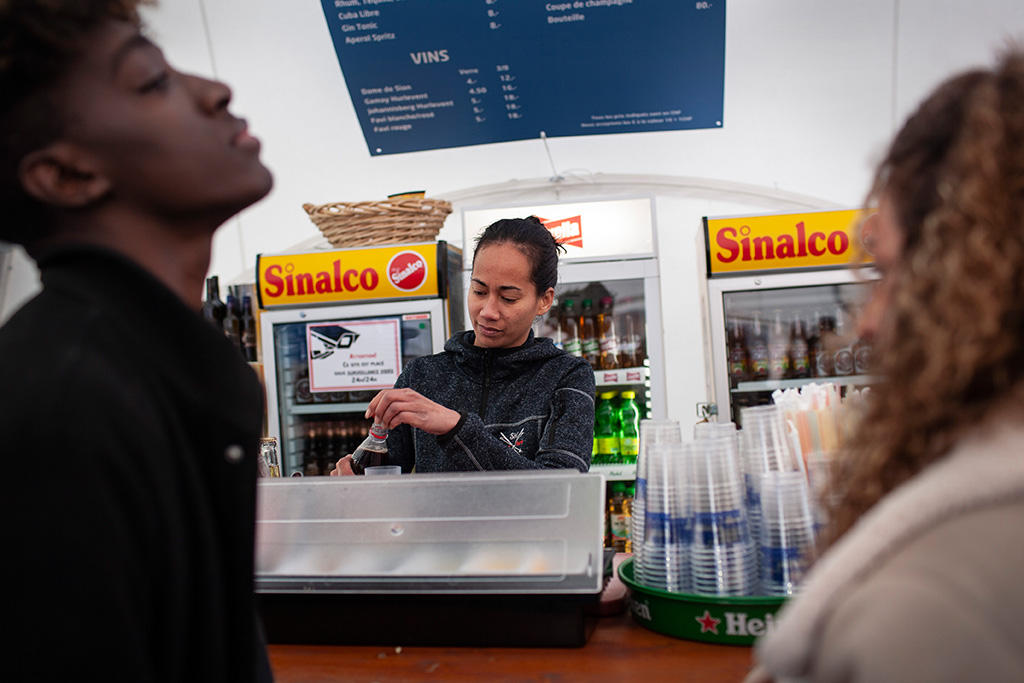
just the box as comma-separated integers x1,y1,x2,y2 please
385,330,595,472
0,247,270,682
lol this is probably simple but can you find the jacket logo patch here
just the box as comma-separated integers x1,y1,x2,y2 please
499,427,526,455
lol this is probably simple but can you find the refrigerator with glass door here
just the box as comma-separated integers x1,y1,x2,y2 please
700,209,876,425
255,242,463,476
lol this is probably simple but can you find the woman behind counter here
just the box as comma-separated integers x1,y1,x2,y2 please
332,216,596,474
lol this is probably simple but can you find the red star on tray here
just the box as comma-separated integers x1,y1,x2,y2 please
695,609,721,634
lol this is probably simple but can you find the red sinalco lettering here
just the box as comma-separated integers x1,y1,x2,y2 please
263,264,284,297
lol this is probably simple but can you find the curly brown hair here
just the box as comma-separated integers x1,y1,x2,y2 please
0,0,145,246
824,50,1024,546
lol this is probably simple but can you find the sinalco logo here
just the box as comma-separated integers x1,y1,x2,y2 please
387,250,428,291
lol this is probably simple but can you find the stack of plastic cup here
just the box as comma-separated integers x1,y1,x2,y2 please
640,441,690,592
739,404,803,584
693,420,737,441
684,437,758,596
759,470,817,595
632,420,681,586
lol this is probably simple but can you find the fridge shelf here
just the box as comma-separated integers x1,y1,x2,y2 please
731,374,876,394
594,366,649,387
289,402,371,415
591,463,637,481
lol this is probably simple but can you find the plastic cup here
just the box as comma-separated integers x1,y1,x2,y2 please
740,405,805,574
639,440,689,592
633,420,682,586
364,465,402,476
684,438,758,596
693,420,737,440
758,471,816,596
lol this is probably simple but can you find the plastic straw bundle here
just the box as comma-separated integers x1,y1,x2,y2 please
770,383,868,535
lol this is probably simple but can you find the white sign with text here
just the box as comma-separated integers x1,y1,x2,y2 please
307,318,402,392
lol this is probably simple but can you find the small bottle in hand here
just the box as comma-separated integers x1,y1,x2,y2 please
350,422,389,474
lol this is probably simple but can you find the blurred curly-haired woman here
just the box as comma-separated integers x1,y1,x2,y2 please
749,50,1024,683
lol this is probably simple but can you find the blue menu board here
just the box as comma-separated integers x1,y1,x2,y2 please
319,0,726,155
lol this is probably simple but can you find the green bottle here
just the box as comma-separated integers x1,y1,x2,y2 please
618,390,640,464
595,391,620,464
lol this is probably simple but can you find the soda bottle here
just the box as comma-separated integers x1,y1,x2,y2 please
618,390,640,464
259,437,281,478
201,276,227,332
853,336,872,375
351,422,389,474
768,310,792,380
608,482,632,553
560,300,583,358
303,423,321,476
833,306,854,376
548,307,564,350
727,318,750,387
580,299,600,370
224,293,242,348
749,313,770,381
790,317,811,379
618,312,641,368
240,294,258,362
815,312,836,377
597,296,620,370
595,392,620,464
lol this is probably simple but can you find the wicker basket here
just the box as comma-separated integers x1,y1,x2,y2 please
303,198,452,248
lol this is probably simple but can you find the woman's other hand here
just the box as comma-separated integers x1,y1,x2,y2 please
330,454,357,476
366,388,461,435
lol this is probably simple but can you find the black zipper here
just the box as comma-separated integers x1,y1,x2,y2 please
478,351,492,418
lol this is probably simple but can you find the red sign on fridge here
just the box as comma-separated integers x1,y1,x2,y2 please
539,215,584,249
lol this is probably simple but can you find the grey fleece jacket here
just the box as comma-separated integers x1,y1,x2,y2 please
383,330,595,473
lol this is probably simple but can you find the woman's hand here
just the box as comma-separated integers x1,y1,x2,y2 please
366,388,461,436
330,454,357,476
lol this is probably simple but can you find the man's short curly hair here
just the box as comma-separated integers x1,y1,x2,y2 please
0,0,144,247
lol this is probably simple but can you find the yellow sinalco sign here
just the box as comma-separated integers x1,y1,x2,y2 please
704,209,867,276
256,243,440,308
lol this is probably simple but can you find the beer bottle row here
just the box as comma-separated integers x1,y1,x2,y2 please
202,275,259,362
727,306,871,386
540,296,646,370
300,417,372,476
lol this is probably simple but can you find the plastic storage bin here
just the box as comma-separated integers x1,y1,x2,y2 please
255,470,605,646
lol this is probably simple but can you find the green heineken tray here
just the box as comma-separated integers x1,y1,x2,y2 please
618,557,787,646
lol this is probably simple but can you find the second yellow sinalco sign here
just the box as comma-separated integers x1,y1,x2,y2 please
256,243,441,308
704,209,867,276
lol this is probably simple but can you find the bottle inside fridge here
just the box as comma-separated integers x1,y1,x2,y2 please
723,283,872,426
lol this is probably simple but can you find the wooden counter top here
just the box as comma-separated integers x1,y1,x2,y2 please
267,608,754,682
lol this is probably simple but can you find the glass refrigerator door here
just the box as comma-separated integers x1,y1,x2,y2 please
538,258,665,482
260,299,447,476
708,270,875,425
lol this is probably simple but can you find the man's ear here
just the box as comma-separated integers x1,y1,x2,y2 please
18,142,111,209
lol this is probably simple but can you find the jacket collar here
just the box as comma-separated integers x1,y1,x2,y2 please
444,329,562,382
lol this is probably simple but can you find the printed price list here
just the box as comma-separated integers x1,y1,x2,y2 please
320,0,725,155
